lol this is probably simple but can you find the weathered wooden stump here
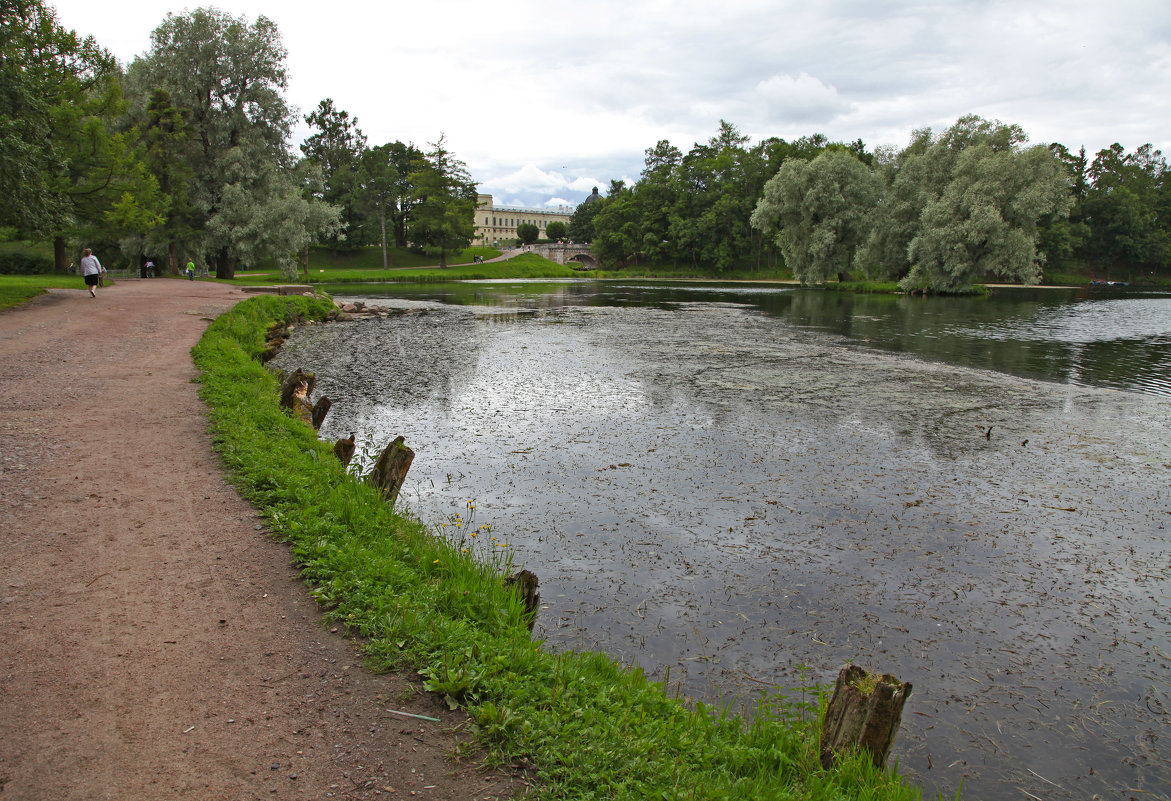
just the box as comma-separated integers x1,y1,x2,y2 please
261,322,290,362
819,663,912,770
310,396,332,429
333,433,356,466
279,368,315,410
368,435,414,506
505,569,540,631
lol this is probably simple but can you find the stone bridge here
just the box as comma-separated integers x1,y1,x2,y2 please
527,242,598,270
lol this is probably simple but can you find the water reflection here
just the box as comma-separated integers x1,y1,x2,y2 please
323,281,1171,397
278,284,1171,801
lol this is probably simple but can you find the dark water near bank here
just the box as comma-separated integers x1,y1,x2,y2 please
275,281,1170,801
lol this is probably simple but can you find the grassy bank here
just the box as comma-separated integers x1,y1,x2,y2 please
0,274,99,310
191,292,929,800
227,250,580,285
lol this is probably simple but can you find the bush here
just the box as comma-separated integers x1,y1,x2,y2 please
0,252,55,275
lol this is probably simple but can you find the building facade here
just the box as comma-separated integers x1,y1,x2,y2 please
474,194,574,246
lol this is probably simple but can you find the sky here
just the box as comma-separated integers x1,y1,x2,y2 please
48,0,1171,210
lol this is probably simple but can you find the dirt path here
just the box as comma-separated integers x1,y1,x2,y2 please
0,280,520,801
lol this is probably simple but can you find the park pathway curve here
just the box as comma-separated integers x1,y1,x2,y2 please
0,279,519,801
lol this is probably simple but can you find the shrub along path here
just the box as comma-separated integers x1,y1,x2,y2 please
0,279,519,800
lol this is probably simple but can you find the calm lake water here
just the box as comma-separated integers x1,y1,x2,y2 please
274,281,1171,801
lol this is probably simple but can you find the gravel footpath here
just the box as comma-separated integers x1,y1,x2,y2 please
0,279,520,801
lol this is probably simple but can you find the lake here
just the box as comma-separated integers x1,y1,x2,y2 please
272,281,1170,801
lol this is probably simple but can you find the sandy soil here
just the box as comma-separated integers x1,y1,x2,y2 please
0,279,523,801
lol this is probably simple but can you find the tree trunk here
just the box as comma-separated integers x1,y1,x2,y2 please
214,247,236,280
168,242,178,275
380,211,388,269
54,236,67,272
368,436,414,507
819,664,912,770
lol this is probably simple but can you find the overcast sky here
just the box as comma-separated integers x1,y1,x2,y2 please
49,0,1171,209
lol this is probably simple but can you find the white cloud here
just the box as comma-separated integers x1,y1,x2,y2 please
754,73,851,123
47,0,1171,207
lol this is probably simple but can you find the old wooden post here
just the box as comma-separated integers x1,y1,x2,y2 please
310,396,332,430
333,433,356,466
369,436,414,506
819,663,912,770
505,569,540,631
279,368,315,410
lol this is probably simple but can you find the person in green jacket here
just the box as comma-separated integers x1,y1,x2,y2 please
185,259,195,280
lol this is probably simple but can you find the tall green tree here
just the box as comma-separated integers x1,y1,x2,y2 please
356,143,401,268
1,0,163,268
545,220,567,241
751,149,882,284
407,135,475,267
1080,143,1169,277
127,7,339,278
568,192,605,243
301,98,366,245
137,88,195,272
0,0,110,233
856,115,1071,290
905,140,1071,291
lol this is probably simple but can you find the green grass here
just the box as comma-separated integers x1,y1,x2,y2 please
232,251,577,285
191,292,932,800
0,273,95,310
232,245,506,283
593,262,795,282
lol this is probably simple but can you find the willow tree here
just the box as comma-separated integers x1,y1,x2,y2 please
856,115,1072,292
127,8,339,278
751,149,883,284
905,140,1072,291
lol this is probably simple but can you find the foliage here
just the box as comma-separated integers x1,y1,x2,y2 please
407,135,477,267
516,222,540,245
751,149,883,284
125,7,340,278
300,98,367,247
0,251,55,275
356,142,419,267
545,221,568,241
0,0,163,269
191,293,929,800
903,137,1072,292
568,194,605,243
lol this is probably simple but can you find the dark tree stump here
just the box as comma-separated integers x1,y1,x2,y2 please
333,433,356,466
819,664,912,770
505,569,540,631
369,436,414,506
310,396,332,429
279,368,316,411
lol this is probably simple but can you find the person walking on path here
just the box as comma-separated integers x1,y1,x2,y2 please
80,248,104,297
185,257,196,280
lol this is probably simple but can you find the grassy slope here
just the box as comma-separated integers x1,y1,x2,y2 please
191,293,929,801
0,274,99,310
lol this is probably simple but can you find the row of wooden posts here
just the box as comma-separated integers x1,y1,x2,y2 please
267,327,909,771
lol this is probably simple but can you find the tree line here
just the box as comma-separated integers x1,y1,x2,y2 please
1,3,476,277
571,118,1169,291
5,2,1167,286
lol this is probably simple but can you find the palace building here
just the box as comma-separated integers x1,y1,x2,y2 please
474,194,574,246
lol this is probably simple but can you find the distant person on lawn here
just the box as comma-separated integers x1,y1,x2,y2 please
80,248,104,297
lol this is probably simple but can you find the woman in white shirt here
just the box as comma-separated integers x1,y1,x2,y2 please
80,248,104,297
